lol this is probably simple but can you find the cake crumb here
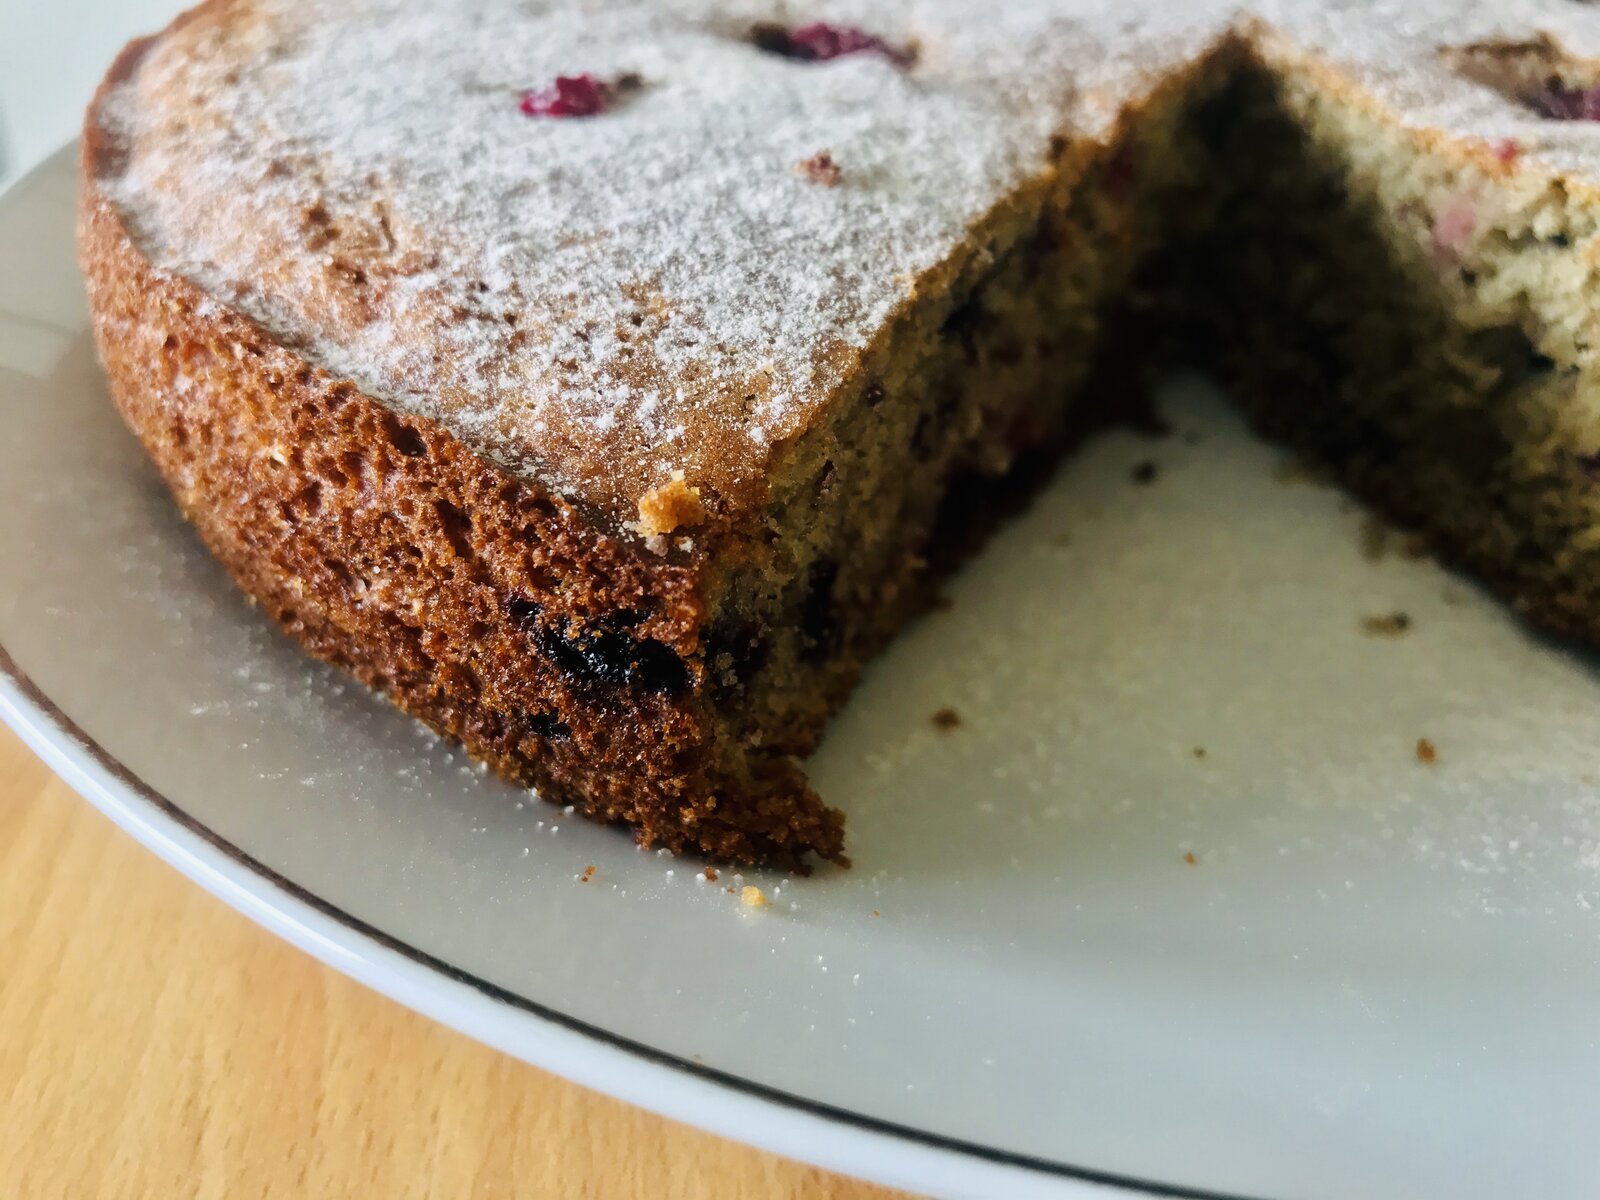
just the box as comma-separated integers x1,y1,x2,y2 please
931,707,962,731
872,910,881,917
1130,459,1159,484
1183,851,1197,865
635,469,705,536
1192,745,1207,759
741,885,769,908
1361,611,1412,637
580,864,596,882
704,866,719,882
796,150,843,187
1416,737,1438,764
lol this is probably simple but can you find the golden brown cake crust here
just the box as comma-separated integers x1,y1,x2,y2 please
78,34,845,868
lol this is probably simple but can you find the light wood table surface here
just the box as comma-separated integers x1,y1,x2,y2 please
0,724,913,1199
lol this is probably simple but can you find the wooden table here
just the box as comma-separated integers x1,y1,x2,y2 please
0,725,911,1198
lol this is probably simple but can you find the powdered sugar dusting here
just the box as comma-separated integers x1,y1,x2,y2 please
97,0,1082,521
93,0,1600,526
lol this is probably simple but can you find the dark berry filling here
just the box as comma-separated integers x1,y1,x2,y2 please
507,597,689,695
750,22,913,67
798,559,842,661
525,710,573,740
507,597,543,626
538,618,688,694
1529,81,1600,121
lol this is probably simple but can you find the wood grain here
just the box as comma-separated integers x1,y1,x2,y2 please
0,725,913,1200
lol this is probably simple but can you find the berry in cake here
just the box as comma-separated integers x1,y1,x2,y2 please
519,71,642,118
520,74,611,118
749,22,914,67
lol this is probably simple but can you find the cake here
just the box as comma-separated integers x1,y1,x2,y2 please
79,0,1600,867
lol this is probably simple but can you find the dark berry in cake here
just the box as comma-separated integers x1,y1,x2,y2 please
1529,81,1600,121
751,22,913,67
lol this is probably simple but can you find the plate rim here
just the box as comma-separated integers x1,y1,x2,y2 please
0,639,1272,1200
0,143,1272,1200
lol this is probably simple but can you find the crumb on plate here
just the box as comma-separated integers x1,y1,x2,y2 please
1361,611,1412,637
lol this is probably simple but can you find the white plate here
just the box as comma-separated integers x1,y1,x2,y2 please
6,146,1600,1200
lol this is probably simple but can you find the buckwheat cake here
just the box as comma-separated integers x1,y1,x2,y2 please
79,0,1600,866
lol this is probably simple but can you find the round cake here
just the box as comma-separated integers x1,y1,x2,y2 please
80,0,1600,864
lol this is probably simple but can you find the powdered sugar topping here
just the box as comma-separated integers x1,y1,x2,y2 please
94,0,1600,525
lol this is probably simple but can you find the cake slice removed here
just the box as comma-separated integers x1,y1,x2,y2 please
81,0,1600,865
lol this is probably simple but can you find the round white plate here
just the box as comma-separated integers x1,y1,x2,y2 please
6,146,1600,1200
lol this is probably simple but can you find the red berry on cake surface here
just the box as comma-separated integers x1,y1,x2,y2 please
518,73,612,118
751,21,914,67
1530,82,1600,122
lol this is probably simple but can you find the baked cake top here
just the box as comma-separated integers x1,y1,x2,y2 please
90,0,1600,534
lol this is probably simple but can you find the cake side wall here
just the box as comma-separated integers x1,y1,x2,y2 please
76,146,844,865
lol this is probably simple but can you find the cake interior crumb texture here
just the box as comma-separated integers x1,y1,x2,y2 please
79,0,1600,865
